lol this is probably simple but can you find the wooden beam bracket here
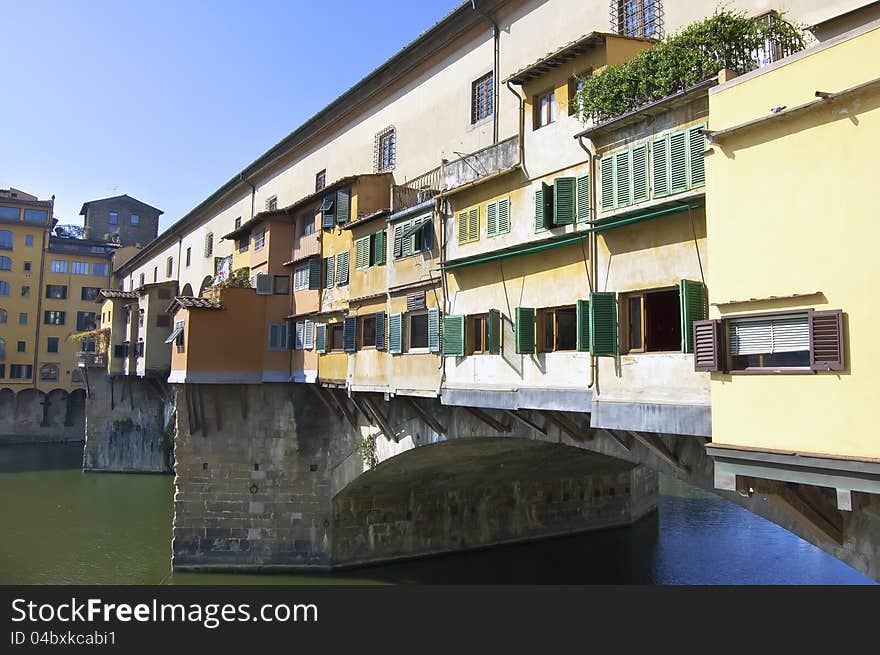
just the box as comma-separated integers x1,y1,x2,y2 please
465,406,511,433
404,396,447,435
540,410,591,443
627,430,688,474
362,395,398,443
505,409,547,435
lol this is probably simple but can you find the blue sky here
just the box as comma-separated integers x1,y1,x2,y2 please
2,0,461,232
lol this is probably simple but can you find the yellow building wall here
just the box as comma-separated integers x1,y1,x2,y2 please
387,289,442,396
706,24,880,459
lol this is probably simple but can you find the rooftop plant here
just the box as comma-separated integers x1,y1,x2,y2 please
66,327,111,353
573,9,806,124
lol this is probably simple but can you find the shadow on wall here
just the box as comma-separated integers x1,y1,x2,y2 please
0,387,86,443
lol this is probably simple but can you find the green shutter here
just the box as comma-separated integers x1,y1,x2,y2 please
576,174,590,222
670,130,688,194
589,292,617,356
467,208,479,242
343,315,357,352
679,279,707,353
428,307,441,352
631,143,649,203
389,313,403,354
553,177,576,225
652,136,669,198
688,123,706,188
487,309,501,354
336,251,349,285
600,157,614,211
325,256,335,288
541,182,553,229
486,201,498,237
442,314,465,357
614,150,630,208
576,299,590,352
395,223,404,257
336,188,350,224
307,257,322,290
375,229,386,265
355,237,368,269
497,198,510,234
535,187,545,232
315,323,327,354
515,307,535,354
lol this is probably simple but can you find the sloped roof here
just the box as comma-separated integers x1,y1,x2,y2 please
97,289,138,302
166,296,223,314
79,194,163,216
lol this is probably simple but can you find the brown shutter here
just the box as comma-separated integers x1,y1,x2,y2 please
810,309,845,371
406,291,426,311
693,319,723,372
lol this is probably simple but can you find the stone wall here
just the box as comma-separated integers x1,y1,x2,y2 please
0,387,85,444
82,374,171,472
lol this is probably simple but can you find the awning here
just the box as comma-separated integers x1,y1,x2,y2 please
400,216,431,239
164,325,183,344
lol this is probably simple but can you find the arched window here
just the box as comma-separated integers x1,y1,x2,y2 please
0,230,12,250
39,364,59,381
0,338,5,360
0,256,11,271
0,309,6,324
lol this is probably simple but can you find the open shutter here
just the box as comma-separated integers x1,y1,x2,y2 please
406,291,426,312
486,201,498,237
553,177,576,225
810,309,845,371
468,208,479,242
541,182,553,229
308,258,322,289
402,220,413,256
515,307,535,354
389,313,403,354
428,307,441,352
693,319,723,372
600,157,614,211
395,223,404,257
295,321,305,350
487,309,501,354
355,237,367,269
375,230,386,265
315,324,327,354
614,150,630,208
631,143,649,203
336,188,350,225
497,198,510,234
255,273,272,295
576,174,590,222
325,256,335,288
375,311,386,350
421,221,433,251
343,315,357,352
321,200,335,229
652,136,669,198
669,130,688,194
576,299,590,352
304,320,315,350
535,187,545,231
589,292,617,356
336,251,349,285
457,212,468,244
442,314,465,356
679,279,707,353
688,123,706,188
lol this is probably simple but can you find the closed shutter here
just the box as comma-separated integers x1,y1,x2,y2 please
406,291,426,311
515,307,535,354
336,251,349,286
679,279,707,353
497,198,510,234
589,292,617,356
458,212,469,244
729,314,809,355
304,320,315,350
375,230,386,265
428,307,441,352
467,208,479,242
600,157,614,211
389,313,403,354
614,150,630,208
693,319,723,372
336,188,350,225
487,309,501,354
355,237,368,269
442,314,465,356
810,309,844,371
315,323,327,354
322,207,335,229
343,315,357,352
375,311,386,350
256,273,272,295
576,174,590,222
402,220,413,256
395,223,405,258
631,143,649,203
652,136,669,198
670,130,688,194
325,256,335,288
576,299,590,352
688,123,706,188
295,321,305,350
308,257,322,290
553,176,576,225
486,201,498,237
535,187,545,231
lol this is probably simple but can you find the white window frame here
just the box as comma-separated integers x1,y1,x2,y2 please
293,263,310,291
406,310,430,354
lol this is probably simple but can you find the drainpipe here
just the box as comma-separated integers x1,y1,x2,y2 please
175,236,182,294
506,81,525,170
577,135,598,390
32,211,52,390
472,0,499,144
241,172,256,221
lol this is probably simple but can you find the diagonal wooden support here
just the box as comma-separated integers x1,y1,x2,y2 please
362,395,398,443
505,409,547,435
603,429,632,452
214,387,222,432
465,406,511,433
627,430,688,474
404,396,446,435
751,479,844,545
540,410,591,442
350,394,375,425
239,384,248,420
329,388,359,433
308,383,340,420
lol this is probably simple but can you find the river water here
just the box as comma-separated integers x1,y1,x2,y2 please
0,443,873,585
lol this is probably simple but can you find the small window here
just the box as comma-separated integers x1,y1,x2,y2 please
25,235,34,247
51,260,68,273
470,314,489,354
0,256,10,271
47,337,59,353
23,209,47,224
39,364,59,381
408,311,429,351
138,308,145,327
471,73,494,124
139,273,145,288
166,257,173,277
10,365,33,379
0,230,11,250
71,261,89,275
19,313,27,325
23,261,31,272
237,236,249,253
534,90,556,129
130,214,140,226
273,275,289,295
204,232,213,258
46,284,67,299
293,264,310,291
315,170,326,192
254,227,266,251
360,315,377,349
109,212,118,225
729,313,810,371
76,312,96,331
267,323,288,351
175,321,185,352
185,247,191,267
375,127,396,172
0,282,7,296
234,217,242,230
539,306,577,352
266,196,278,211
21,285,29,298
91,263,108,277
17,341,26,353
300,216,316,237
329,323,345,351
622,288,681,353
615,0,663,39
136,341,144,358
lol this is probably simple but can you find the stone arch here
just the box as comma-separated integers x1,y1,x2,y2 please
198,276,213,296
181,283,194,297
67,389,86,429
15,388,45,432
45,388,69,428
0,388,15,433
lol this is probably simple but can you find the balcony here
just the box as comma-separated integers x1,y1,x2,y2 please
392,166,442,214
291,231,320,263
441,136,519,192
77,352,107,368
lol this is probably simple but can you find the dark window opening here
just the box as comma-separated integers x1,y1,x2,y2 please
408,312,429,350
471,314,488,354
540,306,577,352
625,288,681,353
361,315,377,348
330,323,344,351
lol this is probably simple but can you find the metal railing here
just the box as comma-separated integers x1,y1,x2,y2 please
392,166,442,213
76,352,107,367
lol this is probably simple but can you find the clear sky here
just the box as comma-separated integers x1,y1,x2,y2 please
2,0,462,232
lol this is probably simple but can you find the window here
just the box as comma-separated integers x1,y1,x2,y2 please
45,285,67,299
568,72,591,115
71,261,89,275
19,312,27,325
164,257,172,277
0,338,4,359
109,212,119,225
130,213,140,226
10,365,32,379
185,247,191,267
47,337,59,354
81,287,100,301
51,260,68,273
293,264,310,291
534,90,556,129
139,273,145,288
408,311,429,351
615,0,663,39
113,344,129,359
174,320,185,352
25,235,33,247
293,320,316,350
254,227,266,250
237,236,249,253
77,312,97,331
138,308,145,327
267,323,289,351
266,196,278,211
540,306,578,352
622,289,681,353
21,285,29,298
0,309,5,323
24,209,47,223
0,256,10,270
315,170,326,192
44,311,65,325
17,341,26,352
0,230,11,250
92,263,108,277
457,208,480,245
204,233,213,257
136,341,144,358
471,72,494,123
375,126,396,172
486,198,510,237
335,251,349,286
153,267,157,283
300,216,315,237
156,314,171,328
355,230,387,269
0,282,7,296
394,217,432,257
39,364,58,381
729,314,810,371
273,275,289,295
23,261,31,272
0,207,19,220
359,315,377,349
470,314,489,354
329,323,344,351
234,217,242,230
